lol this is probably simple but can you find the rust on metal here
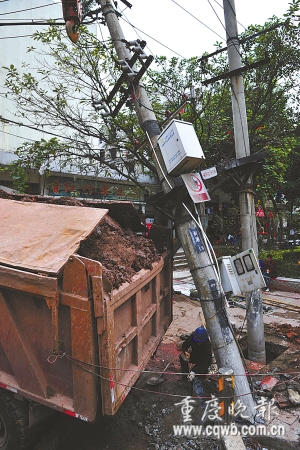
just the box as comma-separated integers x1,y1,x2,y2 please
62,255,98,420
0,198,108,274
0,290,48,398
0,264,58,298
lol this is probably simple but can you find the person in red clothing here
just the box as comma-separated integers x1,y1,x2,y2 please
179,326,212,380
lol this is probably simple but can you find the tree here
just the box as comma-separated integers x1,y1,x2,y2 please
4,25,159,193
82,0,97,14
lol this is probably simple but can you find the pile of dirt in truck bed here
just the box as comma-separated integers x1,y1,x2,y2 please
0,190,160,289
0,189,86,206
78,214,160,289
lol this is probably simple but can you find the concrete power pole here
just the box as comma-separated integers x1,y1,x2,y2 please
98,0,256,419
223,0,266,364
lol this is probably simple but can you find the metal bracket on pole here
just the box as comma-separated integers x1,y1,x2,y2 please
92,42,153,117
202,55,270,85
212,151,268,188
216,151,268,173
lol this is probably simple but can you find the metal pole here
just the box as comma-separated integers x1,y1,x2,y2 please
223,0,266,364
98,0,256,419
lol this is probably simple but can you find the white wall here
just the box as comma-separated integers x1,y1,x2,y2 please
0,1,66,153
0,0,157,190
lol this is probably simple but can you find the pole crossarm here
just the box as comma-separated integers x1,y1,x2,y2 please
198,20,286,63
202,56,270,85
216,151,268,172
92,46,153,117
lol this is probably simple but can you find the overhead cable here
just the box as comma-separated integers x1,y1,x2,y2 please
0,3,55,16
119,16,185,58
171,0,225,41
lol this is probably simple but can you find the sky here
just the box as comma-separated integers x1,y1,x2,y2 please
107,0,292,59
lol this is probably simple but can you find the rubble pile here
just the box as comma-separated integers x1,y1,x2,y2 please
268,323,300,343
256,375,300,409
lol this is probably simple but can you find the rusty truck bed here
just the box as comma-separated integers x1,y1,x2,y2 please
0,198,172,421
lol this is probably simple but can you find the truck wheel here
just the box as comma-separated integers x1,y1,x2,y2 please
0,391,31,450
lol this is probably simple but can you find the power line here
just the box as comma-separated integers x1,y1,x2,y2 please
207,0,226,30
119,16,185,58
0,34,33,39
115,6,185,103
0,20,95,26
207,0,242,59
0,128,36,142
0,116,87,144
212,0,246,30
199,20,287,62
0,17,60,20
0,3,56,16
170,0,225,42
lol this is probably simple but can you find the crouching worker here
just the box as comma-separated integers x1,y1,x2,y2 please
179,326,212,380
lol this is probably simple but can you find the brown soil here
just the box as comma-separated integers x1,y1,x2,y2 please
0,190,160,289
78,215,160,289
0,189,86,206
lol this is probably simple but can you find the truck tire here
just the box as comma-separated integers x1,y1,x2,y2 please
0,391,31,450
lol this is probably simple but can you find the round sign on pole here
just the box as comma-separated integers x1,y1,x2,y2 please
181,173,210,203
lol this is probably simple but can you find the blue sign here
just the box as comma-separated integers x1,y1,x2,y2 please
189,228,205,253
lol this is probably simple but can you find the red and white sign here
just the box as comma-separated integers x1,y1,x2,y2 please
256,207,265,217
181,173,210,203
201,166,217,180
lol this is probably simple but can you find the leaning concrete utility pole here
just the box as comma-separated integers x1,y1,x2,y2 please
223,0,266,364
98,0,256,419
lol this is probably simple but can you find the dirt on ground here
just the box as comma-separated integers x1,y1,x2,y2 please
267,323,300,344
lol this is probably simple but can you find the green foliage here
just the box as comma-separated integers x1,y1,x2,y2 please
259,247,300,278
4,26,155,191
82,0,97,14
1,138,69,193
0,162,28,193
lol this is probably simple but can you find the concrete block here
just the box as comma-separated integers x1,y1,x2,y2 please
221,435,246,450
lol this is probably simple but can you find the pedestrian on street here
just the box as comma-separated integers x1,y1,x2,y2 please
227,233,234,244
263,254,278,291
179,326,212,380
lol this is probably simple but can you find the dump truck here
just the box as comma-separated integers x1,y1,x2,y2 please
0,195,172,449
